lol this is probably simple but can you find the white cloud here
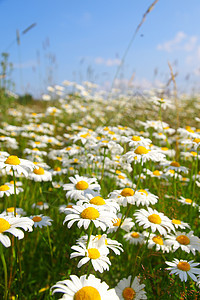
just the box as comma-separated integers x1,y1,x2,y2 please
157,31,198,53
95,57,121,66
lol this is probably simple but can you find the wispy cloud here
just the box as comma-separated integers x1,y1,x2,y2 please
95,57,121,67
157,31,198,52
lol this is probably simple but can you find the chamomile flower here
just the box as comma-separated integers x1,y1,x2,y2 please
30,214,53,228
115,275,147,300
1,207,26,217
166,259,200,282
107,213,135,233
0,215,34,247
32,201,49,210
123,231,145,245
109,188,136,207
177,196,197,207
144,232,170,253
134,189,158,206
63,174,101,200
123,146,165,165
70,240,110,273
0,184,15,197
171,219,190,230
161,160,189,173
0,155,35,177
165,231,200,255
78,234,123,255
51,274,119,299
123,135,152,148
77,193,119,213
134,207,174,235
63,203,116,231
28,167,52,182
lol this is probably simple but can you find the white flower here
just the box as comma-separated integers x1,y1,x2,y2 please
107,213,135,233
63,174,100,200
123,231,145,245
63,203,116,231
30,214,53,228
134,207,174,235
0,215,34,247
0,155,35,177
28,167,52,182
71,239,110,273
115,275,147,300
165,231,200,255
32,201,49,210
123,146,165,165
51,274,119,299
166,259,200,282
134,189,158,206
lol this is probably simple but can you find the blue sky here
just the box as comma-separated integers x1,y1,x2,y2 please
0,0,200,96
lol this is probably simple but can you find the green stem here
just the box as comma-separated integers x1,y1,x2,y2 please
0,245,8,300
46,226,53,264
12,169,17,216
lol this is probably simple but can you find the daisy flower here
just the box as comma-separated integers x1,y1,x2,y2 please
63,203,116,231
171,218,190,230
32,201,49,210
177,196,197,207
107,213,135,234
161,160,189,173
123,231,145,245
78,234,123,255
134,207,174,235
143,232,170,253
115,275,147,300
30,214,53,228
0,215,34,247
0,155,35,177
51,274,119,299
77,193,120,213
123,146,166,165
63,174,101,200
1,207,26,217
134,189,158,206
165,231,200,255
123,135,152,148
0,184,15,197
166,259,200,282
109,188,136,207
70,240,110,273
28,167,52,182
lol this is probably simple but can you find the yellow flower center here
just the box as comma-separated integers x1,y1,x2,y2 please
75,181,89,190
122,287,136,300
170,161,180,167
134,146,150,155
5,155,20,165
185,198,192,204
0,218,11,233
37,201,43,206
190,151,197,156
152,235,164,245
88,248,101,259
103,127,109,131
132,136,141,141
118,175,125,179
116,170,121,174
32,216,42,222
161,147,168,151
176,235,190,245
34,167,45,175
148,214,162,224
80,133,91,138
10,181,14,185
74,286,101,300
81,207,100,220
6,207,15,212
0,185,10,191
193,138,200,143
177,261,190,271
54,167,61,171
113,218,121,226
131,232,140,238
32,148,39,151
153,170,160,176
89,196,105,205
169,169,175,174
138,189,148,196
121,188,135,197
172,219,181,225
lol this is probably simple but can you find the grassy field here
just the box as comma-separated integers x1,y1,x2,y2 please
0,83,200,299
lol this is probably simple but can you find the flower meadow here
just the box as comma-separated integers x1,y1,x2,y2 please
0,82,200,299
